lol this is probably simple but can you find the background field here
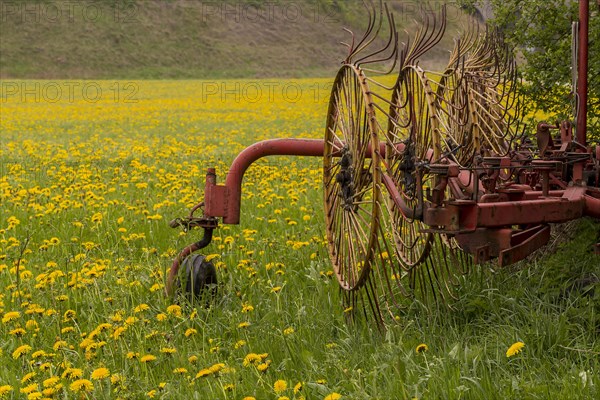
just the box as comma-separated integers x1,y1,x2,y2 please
1,78,599,399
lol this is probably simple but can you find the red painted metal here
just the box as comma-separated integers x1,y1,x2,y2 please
577,0,589,147
221,139,324,224
381,172,422,219
455,228,513,264
584,194,600,219
499,225,551,267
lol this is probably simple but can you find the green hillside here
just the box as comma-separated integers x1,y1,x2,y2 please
0,0,470,79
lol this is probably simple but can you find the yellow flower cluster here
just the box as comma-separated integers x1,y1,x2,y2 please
0,78,333,398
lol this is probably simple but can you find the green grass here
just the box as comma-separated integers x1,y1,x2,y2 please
0,77,599,399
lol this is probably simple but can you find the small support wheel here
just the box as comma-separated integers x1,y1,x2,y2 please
176,254,218,302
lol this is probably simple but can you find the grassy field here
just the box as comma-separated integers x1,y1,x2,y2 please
1,78,599,399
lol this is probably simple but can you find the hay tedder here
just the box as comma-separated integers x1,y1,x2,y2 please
167,1,599,322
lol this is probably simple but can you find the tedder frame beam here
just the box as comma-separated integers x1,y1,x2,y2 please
201,138,600,228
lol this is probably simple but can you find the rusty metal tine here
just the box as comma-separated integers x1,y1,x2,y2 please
352,0,386,60
355,4,398,66
348,0,377,61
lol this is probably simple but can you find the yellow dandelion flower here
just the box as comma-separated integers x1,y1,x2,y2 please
134,304,149,313
31,350,47,358
112,326,126,339
110,374,124,385
243,397,256,400
140,354,157,363
62,368,83,379
257,361,271,373
324,393,342,400
147,389,157,398
21,372,36,383
2,311,20,323
415,343,428,354
12,344,32,359
273,379,287,393
20,383,38,394
42,387,58,396
243,353,265,367
39,362,52,371
283,327,294,335
27,392,42,400
195,369,212,378
241,303,254,313
166,305,181,317
10,328,26,336
0,386,13,396
63,309,76,321
185,328,197,337
506,341,525,357
238,321,250,329
90,212,103,223
160,347,176,355
69,379,93,392
209,363,225,374
294,382,304,394
91,367,110,379
43,376,60,388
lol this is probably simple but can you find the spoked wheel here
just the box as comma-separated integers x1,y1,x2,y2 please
374,65,472,312
436,68,474,167
324,64,382,292
385,66,437,269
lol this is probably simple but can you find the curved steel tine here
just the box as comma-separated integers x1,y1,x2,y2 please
342,28,356,63
352,0,386,59
407,14,429,63
378,29,400,75
356,4,398,66
347,0,376,62
413,5,447,60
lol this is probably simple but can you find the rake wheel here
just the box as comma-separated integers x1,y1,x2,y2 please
377,65,471,307
384,66,437,269
324,64,382,291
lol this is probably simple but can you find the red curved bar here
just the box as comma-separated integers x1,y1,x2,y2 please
222,139,325,224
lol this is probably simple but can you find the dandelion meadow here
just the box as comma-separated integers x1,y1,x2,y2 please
1,78,599,399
